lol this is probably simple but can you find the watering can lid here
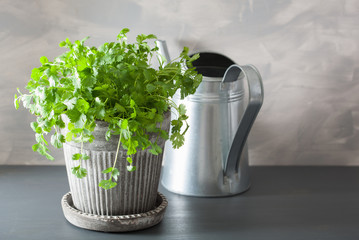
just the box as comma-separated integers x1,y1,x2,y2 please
189,52,236,77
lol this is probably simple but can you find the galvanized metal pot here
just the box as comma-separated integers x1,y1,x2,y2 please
62,112,170,216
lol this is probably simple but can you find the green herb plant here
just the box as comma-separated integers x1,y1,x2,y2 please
14,28,202,189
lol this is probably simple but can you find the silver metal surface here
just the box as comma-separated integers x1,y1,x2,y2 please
158,41,264,196
155,40,171,66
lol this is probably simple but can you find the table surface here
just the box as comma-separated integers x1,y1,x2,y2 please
1,166,359,240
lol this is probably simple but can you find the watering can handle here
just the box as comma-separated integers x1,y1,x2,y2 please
223,64,264,177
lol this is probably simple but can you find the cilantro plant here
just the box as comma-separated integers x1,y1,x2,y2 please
14,28,202,189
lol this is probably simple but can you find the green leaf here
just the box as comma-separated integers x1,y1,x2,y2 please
171,119,183,132
53,103,67,114
130,99,136,108
112,168,120,181
149,144,162,155
81,75,96,88
56,117,66,128
127,165,136,172
35,127,42,134
65,132,73,142
99,179,117,190
154,144,163,154
48,75,58,87
102,167,113,174
82,154,90,160
94,84,108,91
19,94,32,109
101,167,119,180
121,128,131,140
170,132,185,149
59,41,66,47
14,94,19,109
35,133,48,145
147,108,157,120
32,143,39,152
51,132,65,148
65,38,71,45
93,97,105,120
76,99,90,113
77,57,88,71
36,143,46,154
159,129,169,140
126,139,138,155
43,119,56,131
126,156,133,164
72,153,81,160
44,152,55,161
68,122,75,131
35,142,54,160
120,119,128,130
63,98,77,110
189,53,200,63
114,103,126,113
117,28,130,41
70,74,81,89
30,122,39,132
146,84,156,93
146,34,157,39
149,148,158,155
74,113,87,129
66,108,82,122
178,104,186,116
81,36,89,43
40,56,49,65
105,129,112,141
72,165,87,178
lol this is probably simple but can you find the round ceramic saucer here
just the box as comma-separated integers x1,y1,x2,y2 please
61,192,168,232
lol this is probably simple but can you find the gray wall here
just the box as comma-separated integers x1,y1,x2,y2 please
1,0,359,165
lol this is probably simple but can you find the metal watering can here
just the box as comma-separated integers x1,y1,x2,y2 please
156,41,264,197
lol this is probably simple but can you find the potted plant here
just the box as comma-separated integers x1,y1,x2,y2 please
14,28,202,232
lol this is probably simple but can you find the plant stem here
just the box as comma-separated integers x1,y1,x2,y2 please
110,132,122,179
80,134,84,166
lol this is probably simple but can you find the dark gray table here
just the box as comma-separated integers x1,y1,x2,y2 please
1,166,359,240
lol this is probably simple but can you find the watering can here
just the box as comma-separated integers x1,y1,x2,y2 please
156,40,264,197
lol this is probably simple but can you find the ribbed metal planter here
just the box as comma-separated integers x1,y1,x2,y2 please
62,112,170,217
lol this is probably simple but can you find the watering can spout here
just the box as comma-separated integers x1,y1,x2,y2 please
155,40,171,64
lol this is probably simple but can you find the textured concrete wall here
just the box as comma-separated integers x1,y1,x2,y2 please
1,0,359,165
